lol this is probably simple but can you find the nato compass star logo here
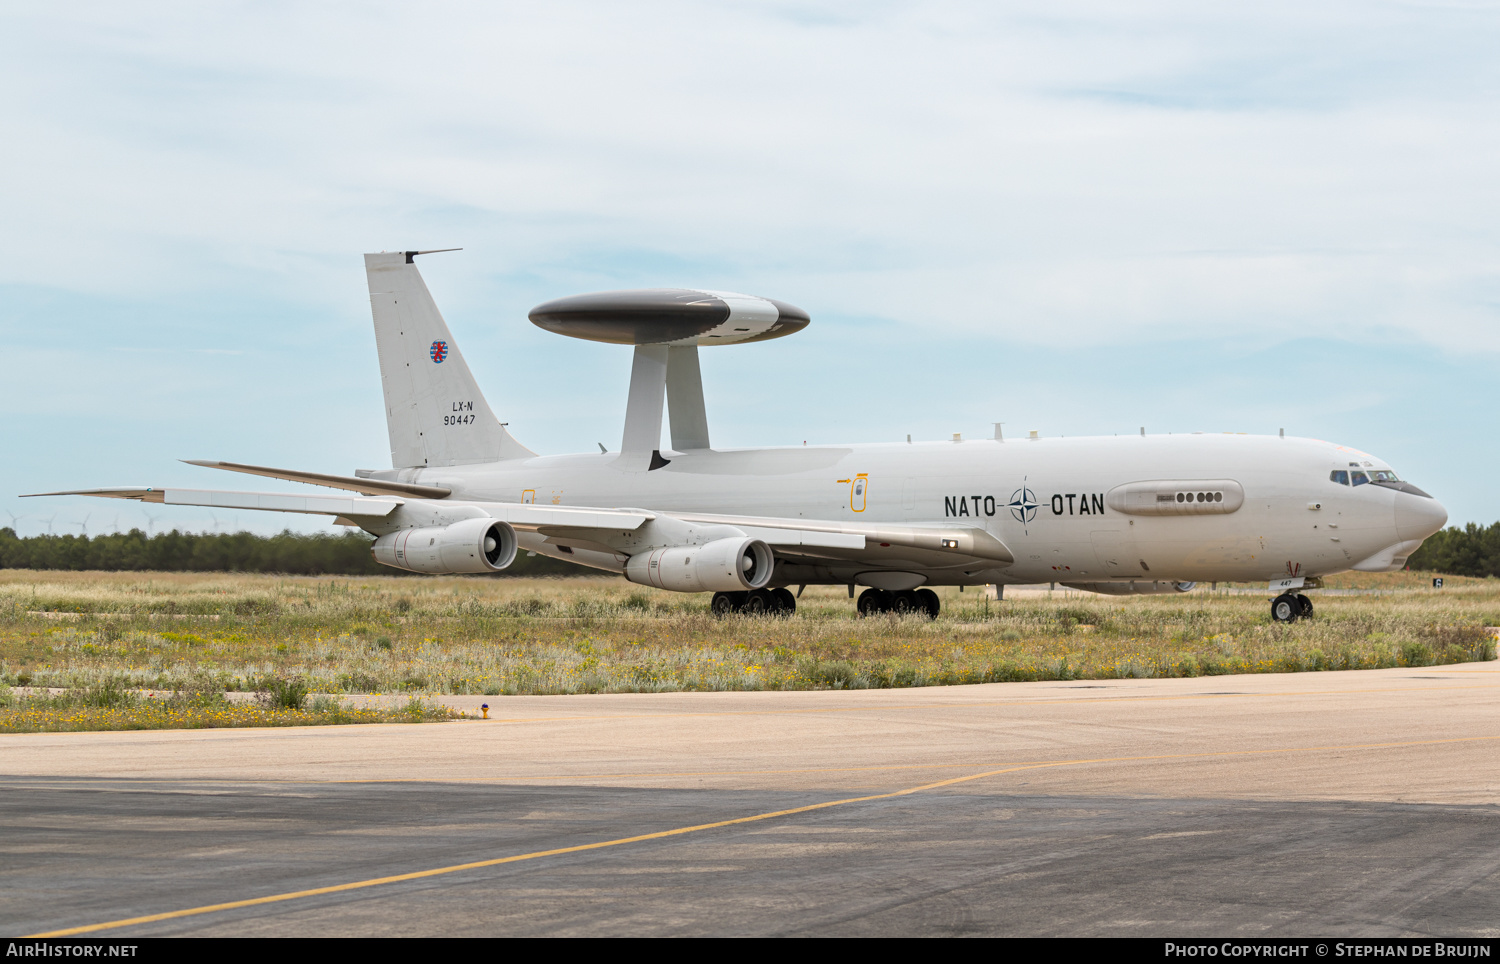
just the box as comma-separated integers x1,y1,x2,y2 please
430,340,448,363
1008,486,1038,524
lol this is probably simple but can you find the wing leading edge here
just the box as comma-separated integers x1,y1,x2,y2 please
25,485,1012,575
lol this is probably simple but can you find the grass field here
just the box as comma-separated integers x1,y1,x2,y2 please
1,569,1493,720
0,682,459,734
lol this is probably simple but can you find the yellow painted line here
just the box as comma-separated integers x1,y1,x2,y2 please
26,732,1500,938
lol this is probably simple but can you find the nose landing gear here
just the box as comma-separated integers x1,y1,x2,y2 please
1271,592,1315,623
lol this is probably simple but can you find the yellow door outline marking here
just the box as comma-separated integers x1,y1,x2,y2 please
27,732,1500,938
833,474,868,511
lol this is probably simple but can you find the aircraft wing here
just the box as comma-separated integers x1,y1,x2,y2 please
22,487,656,530
24,486,1000,569
672,511,1014,565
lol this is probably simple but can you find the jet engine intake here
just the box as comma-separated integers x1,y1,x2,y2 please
625,537,773,593
371,518,517,574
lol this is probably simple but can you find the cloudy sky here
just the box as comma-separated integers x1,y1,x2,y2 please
3,1,1497,536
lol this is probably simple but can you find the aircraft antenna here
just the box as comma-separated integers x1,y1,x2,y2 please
402,248,462,263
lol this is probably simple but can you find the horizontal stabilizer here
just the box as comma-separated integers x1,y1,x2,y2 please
23,487,402,518
183,460,451,498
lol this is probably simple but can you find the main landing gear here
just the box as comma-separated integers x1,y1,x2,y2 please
1271,592,1315,623
856,587,940,619
711,588,796,617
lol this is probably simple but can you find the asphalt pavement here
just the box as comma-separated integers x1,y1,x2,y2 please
3,660,1497,937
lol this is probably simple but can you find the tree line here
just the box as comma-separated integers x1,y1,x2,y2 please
0,528,595,577
1,523,1496,579
1404,523,1500,579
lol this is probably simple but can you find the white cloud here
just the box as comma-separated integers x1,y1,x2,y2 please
2,1,1496,353
3,1,1499,528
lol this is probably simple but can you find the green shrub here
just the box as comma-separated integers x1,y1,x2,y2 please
259,675,308,709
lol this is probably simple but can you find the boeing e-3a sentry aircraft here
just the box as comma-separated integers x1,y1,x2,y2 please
27,250,1449,622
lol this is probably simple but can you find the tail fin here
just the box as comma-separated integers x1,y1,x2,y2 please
364,251,534,468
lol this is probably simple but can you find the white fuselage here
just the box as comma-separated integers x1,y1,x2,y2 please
379,432,1445,586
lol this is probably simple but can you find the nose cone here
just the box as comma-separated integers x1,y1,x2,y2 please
1395,491,1448,542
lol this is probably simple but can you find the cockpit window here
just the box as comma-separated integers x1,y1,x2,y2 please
1351,471,1370,486
1369,470,1400,483
1330,470,1349,485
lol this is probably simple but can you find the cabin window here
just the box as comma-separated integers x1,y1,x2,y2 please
1330,470,1349,485
1351,471,1370,486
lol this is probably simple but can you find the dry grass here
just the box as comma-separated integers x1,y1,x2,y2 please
0,569,1493,700
0,686,460,733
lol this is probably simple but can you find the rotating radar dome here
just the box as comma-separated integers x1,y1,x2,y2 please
529,288,809,346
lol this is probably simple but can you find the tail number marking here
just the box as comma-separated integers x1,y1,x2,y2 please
444,401,475,426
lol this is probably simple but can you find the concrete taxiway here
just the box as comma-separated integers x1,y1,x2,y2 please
3,661,1497,937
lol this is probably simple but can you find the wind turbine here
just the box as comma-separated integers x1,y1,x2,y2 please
2,509,25,533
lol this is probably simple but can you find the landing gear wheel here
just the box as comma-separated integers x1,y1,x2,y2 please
856,588,891,616
891,590,920,615
1271,593,1300,623
915,588,940,619
770,587,797,616
1297,595,1314,618
711,592,743,617
742,589,772,615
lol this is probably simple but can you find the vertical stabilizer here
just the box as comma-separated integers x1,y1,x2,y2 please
365,251,534,468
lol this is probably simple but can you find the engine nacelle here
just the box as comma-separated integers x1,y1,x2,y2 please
1062,580,1196,595
625,537,774,593
371,518,517,574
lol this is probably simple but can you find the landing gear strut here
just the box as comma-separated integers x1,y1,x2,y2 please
1271,592,1314,623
